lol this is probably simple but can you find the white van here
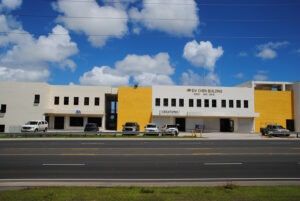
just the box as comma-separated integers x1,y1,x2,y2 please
21,120,48,132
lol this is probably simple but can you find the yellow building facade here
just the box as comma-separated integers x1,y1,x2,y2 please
254,90,294,133
117,87,152,131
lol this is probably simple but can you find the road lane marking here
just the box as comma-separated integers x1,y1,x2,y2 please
81,143,105,145
42,164,85,166
1,153,300,156
204,163,243,165
1,178,300,182
3,148,214,150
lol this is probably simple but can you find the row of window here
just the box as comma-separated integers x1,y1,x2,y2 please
54,96,100,106
155,98,249,108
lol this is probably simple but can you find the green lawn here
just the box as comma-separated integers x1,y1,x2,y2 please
0,186,300,201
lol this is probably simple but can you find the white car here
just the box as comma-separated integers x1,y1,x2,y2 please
145,123,159,132
162,124,179,136
21,120,48,132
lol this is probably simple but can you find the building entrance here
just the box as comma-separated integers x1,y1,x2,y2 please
54,117,64,129
175,118,186,132
220,118,234,132
105,94,118,130
286,119,295,131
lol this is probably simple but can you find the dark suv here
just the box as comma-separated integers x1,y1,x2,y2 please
122,122,140,132
84,123,98,132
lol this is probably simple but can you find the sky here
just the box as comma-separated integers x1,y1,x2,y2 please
0,0,299,87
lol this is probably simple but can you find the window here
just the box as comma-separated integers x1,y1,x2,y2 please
155,98,160,106
54,96,59,105
64,97,69,105
236,100,241,108
244,100,249,108
34,94,40,104
197,99,201,107
1,104,6,113
74,97,79,105
179,99,184,107
171,98,176,107
205,99,209,107
95,97,100,106
212,99,217,108
229,100,234,108
84,97,89,106
189,99,194,107
163,98,168,107
222,100,226,108
0,125,4,132
69,117,84,127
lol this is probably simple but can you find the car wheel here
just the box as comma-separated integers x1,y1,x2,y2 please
44,128,47,132
34,129,38,132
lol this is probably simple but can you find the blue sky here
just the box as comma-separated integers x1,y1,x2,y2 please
0,0,299,87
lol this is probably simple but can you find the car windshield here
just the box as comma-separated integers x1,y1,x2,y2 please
125,123,136,126
167,125,177,128
25,121,38,125
273,125,284,129
147,125,156,128
86,124,96,128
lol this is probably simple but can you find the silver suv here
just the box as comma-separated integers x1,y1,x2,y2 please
162,124,179,136
122,122,140,132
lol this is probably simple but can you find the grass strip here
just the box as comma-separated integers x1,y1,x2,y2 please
0,186,300,201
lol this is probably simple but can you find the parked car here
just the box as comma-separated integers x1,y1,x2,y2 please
21,120,48,132
162,124,179,136
122,122,140,131
145,123,159,132
260,125,290,137
84,123,98,132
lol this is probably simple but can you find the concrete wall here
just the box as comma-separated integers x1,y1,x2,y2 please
254,90,293,132
293,82,300,131
117,87,152,131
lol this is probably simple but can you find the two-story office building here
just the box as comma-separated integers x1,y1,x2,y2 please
0,81,299,133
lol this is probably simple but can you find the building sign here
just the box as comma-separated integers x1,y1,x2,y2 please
159,110,180,115
76,110,81,114
187,88,223,96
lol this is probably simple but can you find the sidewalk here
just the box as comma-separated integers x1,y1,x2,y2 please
179,132,262,139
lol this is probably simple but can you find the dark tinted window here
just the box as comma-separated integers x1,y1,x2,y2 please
163,98,168,107
70,117,84,127
244,100,248,108
34,94,40,104
155,98,160,106
95,97,100,106
197,99,201,107
54,96,59,105
205,99,209,107
64,97,69,105
74,97,79,105
222,100,226,108
189,99,194,107
171,98,176,107
212,99,217,108
0,125,4,132
1,104,6,113
236,100,241,108
84,97,89,106
179,99,184,107
229,100,234,108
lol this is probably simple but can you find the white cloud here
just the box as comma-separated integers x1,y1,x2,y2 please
129,0,199,36
0,0,22,11
256,41,289,60
180,69,220,86
297,48,300,53
79,66,129,86
238,51,248,57
0,15,78,82
234,73,244,79
79,53,175,86
0,66,49,82
115,53,174,75
53,0,128,47
253,70,268,81
134,72,174,86
183,40,224,71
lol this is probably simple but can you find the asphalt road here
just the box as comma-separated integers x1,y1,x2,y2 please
0,139,300,184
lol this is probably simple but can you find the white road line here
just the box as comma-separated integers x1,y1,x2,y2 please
81,143,104,144
1,178,300,181
42,164,85,166
204,163,243,165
